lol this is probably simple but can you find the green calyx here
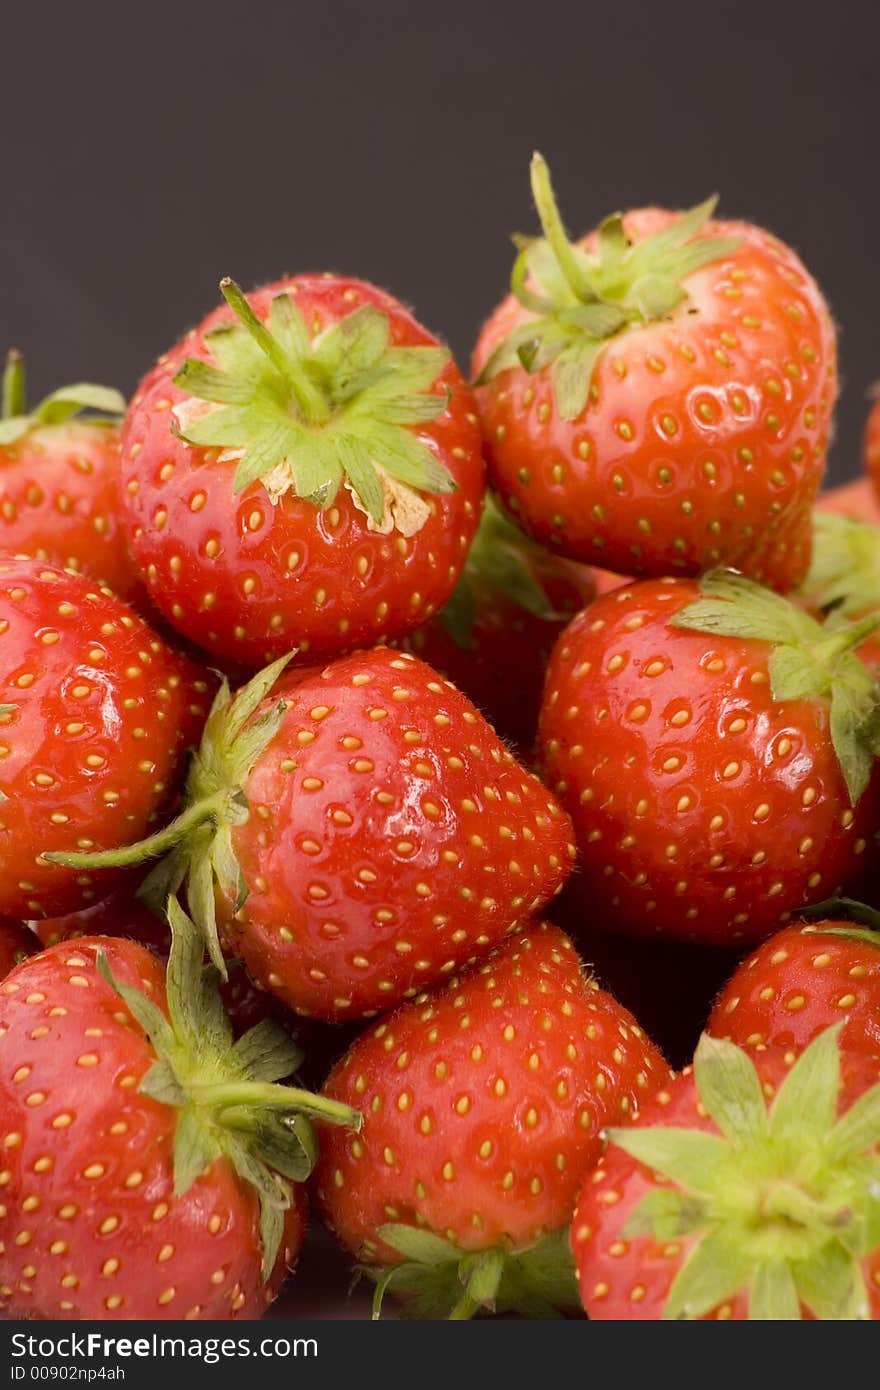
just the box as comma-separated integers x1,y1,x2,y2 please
608,1026,880,1320
0,348,125,446
99,895,360,1277
45,654,294,977
802,512,880,620
671,569,880,803
475,153,741,421
171,278,456,536
798,896,880,943
439,494,562,648
366,1225,580,1320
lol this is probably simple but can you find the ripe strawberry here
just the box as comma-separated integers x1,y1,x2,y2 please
540,571,880,948
403,495,595,750
572,1027,880,1319
817,477,880,525
0,350,140,600
29,888,345,1080
0,557,212,920
709,916,880,1056
49,648,575,1021
0,898,358,1320
473,155,835,588
314,921,669,1318
120,275,484,668
0,922,37,979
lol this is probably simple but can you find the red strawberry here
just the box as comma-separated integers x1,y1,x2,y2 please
865,393,880,504
709,915,880,1056
30,888,347,1081
0,922,37,979
572,1026,880,1319
404,495,595,750
473,155,835,589
314,921,669,1318
120,275,484,668
817,477,880,525
0,898,358,1320
0,557,211,920
540,571,880,948
49,648,575,1021
0,350,141,601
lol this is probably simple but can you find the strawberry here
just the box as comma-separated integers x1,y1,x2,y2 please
817,477,880,525
403,495,595,750
49,648,575,1021
0,350,140,601
29,888,347,1083
571,1026,880,1319
473,155,835,589
314,920,669,1318
0,922,37,979
0,557,212,920
540,571,880,948
120,275,484,668
709,915,880,1057
0,898,358,1320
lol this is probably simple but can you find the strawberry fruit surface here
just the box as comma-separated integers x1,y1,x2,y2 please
0,901,358,1319
315,921,669,1317
120,275,484,668
474,156,835,588
540,572,880,946
572,1027,880,1319
0,557,211,919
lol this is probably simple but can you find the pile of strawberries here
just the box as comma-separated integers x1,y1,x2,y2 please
1,155,880,1323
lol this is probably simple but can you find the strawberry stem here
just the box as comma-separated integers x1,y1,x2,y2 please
43,793,229,870
2,349,25,419
529,152,595,302
219,277,328,426
199,1079,361,1129
807,611,880,667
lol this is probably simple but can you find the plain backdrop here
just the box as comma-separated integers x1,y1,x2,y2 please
4,0,878,484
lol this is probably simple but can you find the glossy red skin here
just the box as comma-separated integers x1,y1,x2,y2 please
121,275,485,668
0,558,212,919
571,1049,880,1319
817,476,880,525
474,211,835,588
539,578,880,948
314,921,670,1263
709,919,880,1056
30,892,349,1085
403,548,596,751
0,422,144,603
222,648,575,1021
0,922,38,979
865,397,880,505
0,938,306,1320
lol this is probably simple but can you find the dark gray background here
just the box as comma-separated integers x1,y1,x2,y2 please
5,0,877,483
